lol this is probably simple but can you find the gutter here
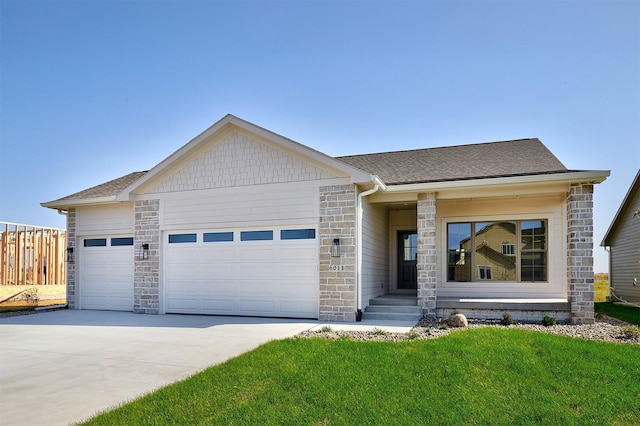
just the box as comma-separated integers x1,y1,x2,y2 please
355,175,386,321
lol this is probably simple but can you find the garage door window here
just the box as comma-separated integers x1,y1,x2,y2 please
84,238,107,247
281,229,316,240
241,230,273,241
204,232,234,242
111,237,134,246
169,233,197,243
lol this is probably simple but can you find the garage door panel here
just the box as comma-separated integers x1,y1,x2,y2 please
280,299,317,315
200,281,235,295
280,265,316,278
239,299,276,314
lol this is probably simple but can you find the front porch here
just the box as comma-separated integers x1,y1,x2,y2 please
362,295,572,322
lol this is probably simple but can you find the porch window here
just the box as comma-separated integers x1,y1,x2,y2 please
447,219,547,283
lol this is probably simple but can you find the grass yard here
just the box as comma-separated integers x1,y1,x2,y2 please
82,328,640,425
596,302,640,326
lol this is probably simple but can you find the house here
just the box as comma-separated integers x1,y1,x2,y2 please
41,114,609,324
601,170,640,302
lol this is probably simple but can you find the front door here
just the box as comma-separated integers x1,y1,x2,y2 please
397,231,417,290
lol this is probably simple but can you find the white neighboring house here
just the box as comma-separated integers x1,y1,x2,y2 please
601,170,640,302
42,114,609,323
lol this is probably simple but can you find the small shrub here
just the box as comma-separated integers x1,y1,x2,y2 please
438,324,449,330
450,309,459,315
620,325,640,340
407,331,418,340
500,312,515,326
371,328,386,336
319,325,332,333
541,315,557,327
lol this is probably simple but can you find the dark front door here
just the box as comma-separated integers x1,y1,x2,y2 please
397,231,418,290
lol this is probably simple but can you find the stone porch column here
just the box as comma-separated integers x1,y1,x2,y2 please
319,185,357,322
567,184,595,324
417,192,437,317
66,208,77,309
134,199,160,314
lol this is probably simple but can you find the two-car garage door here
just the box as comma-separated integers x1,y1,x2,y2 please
164,227,319,318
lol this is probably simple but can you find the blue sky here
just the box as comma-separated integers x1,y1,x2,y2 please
1,0,638,272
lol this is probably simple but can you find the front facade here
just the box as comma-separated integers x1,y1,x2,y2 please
43,115,609,323
601,170,640,302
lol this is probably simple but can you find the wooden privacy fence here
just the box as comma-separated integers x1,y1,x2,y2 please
0,222,66,285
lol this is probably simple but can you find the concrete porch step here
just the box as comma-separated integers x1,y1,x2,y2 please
368,295,417,306
361,311,423,322
362,295,422,322
365,305,423,314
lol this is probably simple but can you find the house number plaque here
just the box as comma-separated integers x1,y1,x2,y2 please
329,265,344,271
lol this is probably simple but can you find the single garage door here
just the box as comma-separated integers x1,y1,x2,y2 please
79,236,134,311
164,227,318,318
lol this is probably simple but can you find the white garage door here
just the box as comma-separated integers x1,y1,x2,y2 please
79,236,134,311
164,227,318,318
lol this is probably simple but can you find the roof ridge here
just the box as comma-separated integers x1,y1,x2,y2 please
336,138,539,158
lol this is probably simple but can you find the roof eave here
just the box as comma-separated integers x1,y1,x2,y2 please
600,169,640,247
384,170,610,194
41,196,118,210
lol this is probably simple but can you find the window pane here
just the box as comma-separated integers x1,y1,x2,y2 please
521,252,547,282
521,220,546,250
111,237,134,246
403,233,417,261
84,238,106,247
447,223,471,281
474,221,516,281
241,230,273,241
281,229,316,240
168,233,197,244
204,232,233,242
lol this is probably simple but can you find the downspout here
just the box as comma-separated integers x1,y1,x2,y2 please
355,175,386,321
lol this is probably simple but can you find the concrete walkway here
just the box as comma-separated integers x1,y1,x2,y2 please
0,310,415,425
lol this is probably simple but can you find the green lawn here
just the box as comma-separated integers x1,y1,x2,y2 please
82,328,640,425
596,302,640,325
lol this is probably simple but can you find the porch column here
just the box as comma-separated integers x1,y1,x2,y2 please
134,199,160,314
567,184,595,324
318,185,357,322
417,192,437,317
66,208,77,309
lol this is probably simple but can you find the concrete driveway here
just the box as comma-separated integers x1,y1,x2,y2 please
0,310,317,425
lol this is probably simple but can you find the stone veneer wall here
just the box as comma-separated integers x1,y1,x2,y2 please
66,208,76,309
567,183,595,324
417,193,437,316
319,185,357,321
134,199,160,314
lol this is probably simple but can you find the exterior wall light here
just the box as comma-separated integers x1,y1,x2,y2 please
331,238,341,257
140,243,149,260
66,247,74,263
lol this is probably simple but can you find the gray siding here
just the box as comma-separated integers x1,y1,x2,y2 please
609,187,640,302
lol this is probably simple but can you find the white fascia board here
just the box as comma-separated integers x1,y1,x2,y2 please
41,196,117,210
383,170,610,194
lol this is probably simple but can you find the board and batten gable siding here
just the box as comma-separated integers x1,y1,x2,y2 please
360,197,389,305
143,129,341,194
437,194,567,299
76,204,134,235
609,186,640,302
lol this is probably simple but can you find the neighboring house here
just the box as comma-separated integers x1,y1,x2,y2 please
42,114,609,323
601,170,640,302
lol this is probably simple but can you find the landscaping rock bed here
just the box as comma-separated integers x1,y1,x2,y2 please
298,315,640,345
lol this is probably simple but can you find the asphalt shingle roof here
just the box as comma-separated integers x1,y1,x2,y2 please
45,138,570,205
48,171,148,202
336,138,568,185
